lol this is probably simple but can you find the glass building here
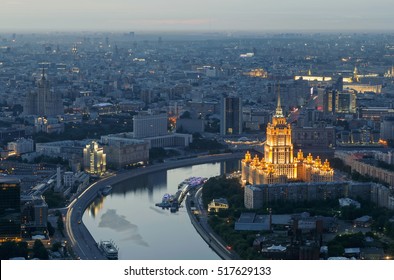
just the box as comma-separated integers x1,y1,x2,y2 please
0,178,21,241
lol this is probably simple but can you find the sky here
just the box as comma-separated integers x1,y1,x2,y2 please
1,0,394,33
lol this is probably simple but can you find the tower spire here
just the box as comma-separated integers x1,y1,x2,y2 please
41,66,45,80
275,83,283,117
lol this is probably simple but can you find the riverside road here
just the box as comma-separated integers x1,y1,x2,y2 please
65,153,243,260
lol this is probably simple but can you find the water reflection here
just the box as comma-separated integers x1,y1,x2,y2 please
112,171,167,202
99,209,149,247
87,196,105,218
84,160,239,259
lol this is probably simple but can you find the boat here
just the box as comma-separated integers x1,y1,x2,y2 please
178,177,207,189
155,193,175,209
98,240,118,260
100,185,112,196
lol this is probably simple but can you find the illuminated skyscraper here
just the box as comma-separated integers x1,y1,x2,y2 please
83,141,106,175
242,91,333,185
264,90,296,179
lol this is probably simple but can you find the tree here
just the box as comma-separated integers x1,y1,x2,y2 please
179,111,192,119
47,221,55,237
0,241,28,260
33,239,49,260
328,242,344,257
51,242,62,252
57,214,64,232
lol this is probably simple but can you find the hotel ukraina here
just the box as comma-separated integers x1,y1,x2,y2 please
241,93,334,185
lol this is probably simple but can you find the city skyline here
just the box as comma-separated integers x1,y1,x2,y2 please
1,0,394,32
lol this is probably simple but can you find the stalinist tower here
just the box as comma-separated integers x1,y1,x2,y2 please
241,89,333,185
24,69,63,116
264,90,296,179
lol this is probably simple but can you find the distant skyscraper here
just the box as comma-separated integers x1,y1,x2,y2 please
0,178,21,241
220,96,242,135
24,69,63,116
323,89,336,114
83,141,106,175
335,92,356,113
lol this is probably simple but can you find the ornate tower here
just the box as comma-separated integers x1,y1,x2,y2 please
264,87,296,178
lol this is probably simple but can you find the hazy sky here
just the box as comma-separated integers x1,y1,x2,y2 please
1,0,394,32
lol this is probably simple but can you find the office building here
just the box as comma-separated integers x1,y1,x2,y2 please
221,96,242,135
7,138,34,155
83,141,106,175
381,116,394,141
20,195,48,237
0,178,21,241
101,133,149,169
133,112,168,138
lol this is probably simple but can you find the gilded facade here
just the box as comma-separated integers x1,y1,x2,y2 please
241,92,334,184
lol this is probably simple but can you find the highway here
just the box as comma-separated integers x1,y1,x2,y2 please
64,153,243,260
186,187,240,260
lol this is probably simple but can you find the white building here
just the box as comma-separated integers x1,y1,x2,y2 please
83,141,106,175
7,138,34,155
133,112,168,138
63,171,75,188
101,133,149,169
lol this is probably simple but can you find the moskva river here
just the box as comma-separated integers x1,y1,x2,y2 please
83,160,239,259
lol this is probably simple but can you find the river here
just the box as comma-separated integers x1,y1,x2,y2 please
82,160,240,260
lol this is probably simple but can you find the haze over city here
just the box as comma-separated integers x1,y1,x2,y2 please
1,0,394,32
1,0,394,266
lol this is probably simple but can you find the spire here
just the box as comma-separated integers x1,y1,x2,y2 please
41,66,46,80
275,83,284,117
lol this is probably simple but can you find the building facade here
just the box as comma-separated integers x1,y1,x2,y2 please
20,195,48,237
220,96,242,135
7,138,34,155
101,133,149,169
244,181,386,210
241,92,334,185
83,141,106,175
133,112,168,138
24,71,63,117
0,178,21,241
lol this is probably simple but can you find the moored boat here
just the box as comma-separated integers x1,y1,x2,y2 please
98,240,118,259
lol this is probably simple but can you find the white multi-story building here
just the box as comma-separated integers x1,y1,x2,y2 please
101,133,149,169
133,112,168,138
7,138,34,155
63,171,75,188
83,141,106,175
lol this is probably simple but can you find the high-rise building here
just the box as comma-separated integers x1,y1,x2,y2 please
133,112,168,138
20,195,48,237
220,96,242,135
0,178,21,241
335,92,357,113
242,92,334,185
83,141,106,175
381,116,394,141
323,89,336,114
24,70,63,116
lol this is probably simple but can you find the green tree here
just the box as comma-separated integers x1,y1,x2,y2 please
47,221,55,237
51,242,62,252
0,241,28,260
57,214,64,232
33,239,49,260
